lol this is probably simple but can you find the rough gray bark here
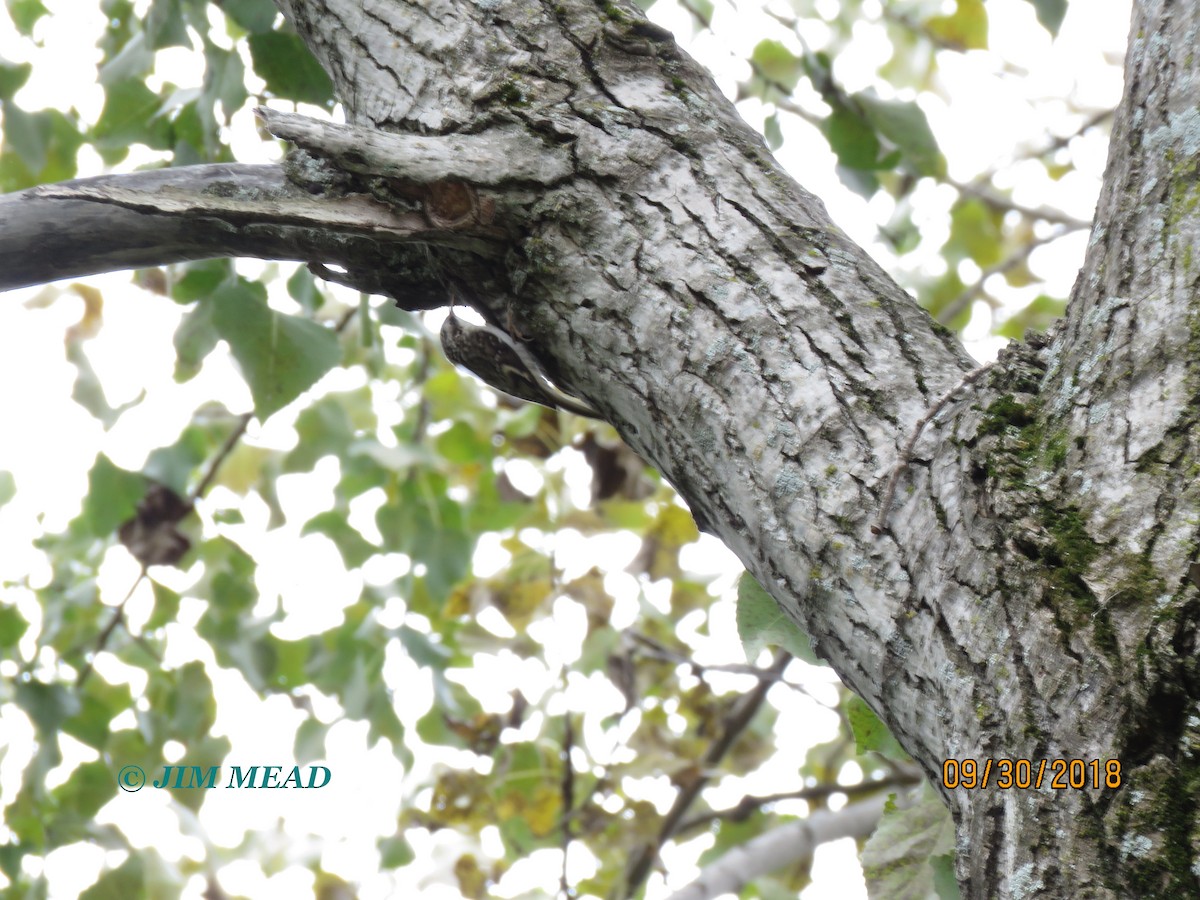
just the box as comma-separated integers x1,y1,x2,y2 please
2,0,1197,896
0,162,467,307
268,0,1200,894
270,1,1200,896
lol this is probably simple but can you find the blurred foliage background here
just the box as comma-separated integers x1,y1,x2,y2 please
0,0,1119,897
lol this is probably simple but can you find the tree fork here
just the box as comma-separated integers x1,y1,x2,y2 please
0,0,1194,893
231,0,1200,893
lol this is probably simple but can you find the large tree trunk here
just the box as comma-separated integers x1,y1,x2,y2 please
273,1,1200,893
4,0,1198,895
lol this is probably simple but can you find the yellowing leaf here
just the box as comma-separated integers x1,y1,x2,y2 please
66,282,104,342
926,0,989,50
629,504,700,580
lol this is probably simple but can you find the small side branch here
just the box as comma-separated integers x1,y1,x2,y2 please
0,163,502,293
255,107,574,186
873,361,995,535
622,651,793,898
665,794,889,900
30,165,432,235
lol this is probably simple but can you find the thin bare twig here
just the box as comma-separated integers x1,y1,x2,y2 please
622,651,792,898
935,228,1067,327
674,767,923,835
189,412,253,507
948,179,1092,231
627,631,784,679
626,631,830,706
873,361,996,535
559,711,577,899
974,107,1113,184
74,567,146,687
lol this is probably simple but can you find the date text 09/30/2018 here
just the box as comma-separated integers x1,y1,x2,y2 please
942,758,1122,791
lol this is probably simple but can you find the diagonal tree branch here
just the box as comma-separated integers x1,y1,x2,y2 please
666,794,890,900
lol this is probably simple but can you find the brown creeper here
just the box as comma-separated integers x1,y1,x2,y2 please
439,308,600,418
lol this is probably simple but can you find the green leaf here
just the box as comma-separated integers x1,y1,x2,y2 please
0,60,31,101
861,782,957,900
931,853,962,899
750,39,802,92
145,0,191,50
398,625,453,670
284,394,354,472
0,605,29,648
856,92,944,176
376,476,472,605
200,537,257,614
846,695,908,760
925,0,988,50
63,677,133,749
802,50,835,96
91,78,171,153
15,680,80,736
170,259,233,303
302,511,376,569
287,264,324,313
0,107,84,190
4,0,49,36
1,101,46,173
1025,0,1067,36
171,734,231,812
368,687,406,749
80,854,145,900
423,369,480,420
67,341,144,428
435,421,491,465
358,293,374,349
918,270,969,332
51,760,116,820
247,31,334,106
0,841,26,880
879,201,922,255
217,0,278,34
824,105,881,171
107,728,156,775
146,582,181,629
210,280,341,419
735,572,820,665
466,468,529,533
295,717,326,764
995,294,1067,340
170,98,212,160
98,31,153,86
763,112,783,151
173,301,220,382
81,455,146,538
946,198,1004,266
143,426,210,494
379,834,416,868
416,706,461,747
0,469,15,509
264,635,312,690
203,43,248,122
680,0,712,29
150,661,217,743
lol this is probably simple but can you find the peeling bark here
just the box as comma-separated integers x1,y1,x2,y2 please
2,0,1198,895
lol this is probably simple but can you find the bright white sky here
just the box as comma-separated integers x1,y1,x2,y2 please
0,0,1132,897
